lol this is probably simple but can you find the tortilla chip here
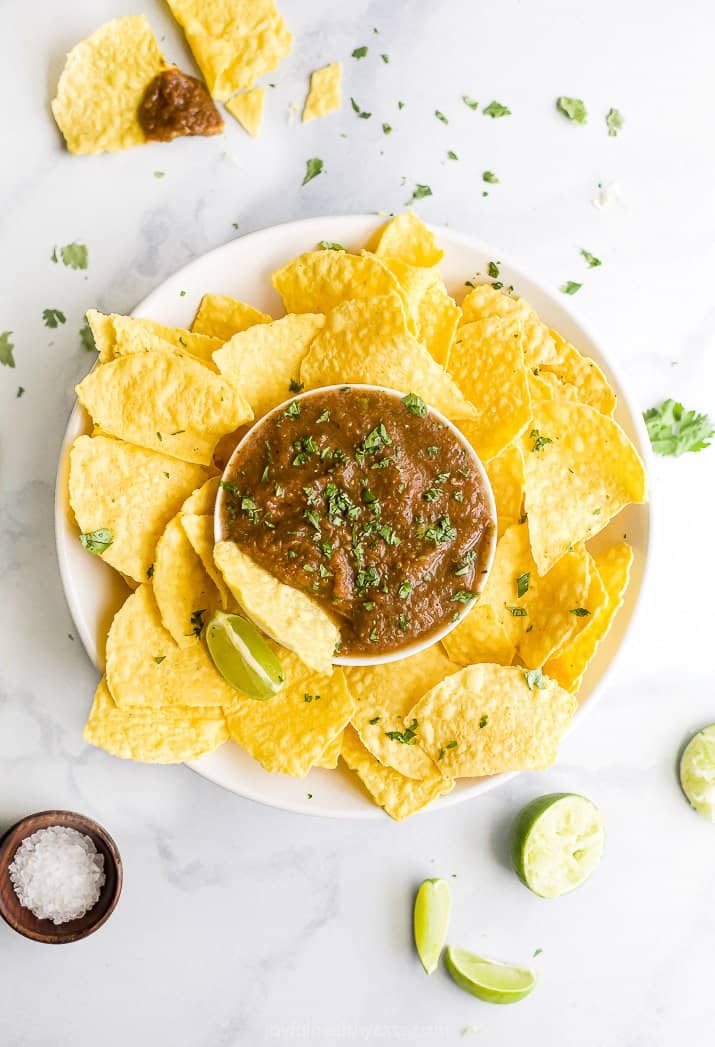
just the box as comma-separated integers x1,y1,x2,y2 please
346,646,459,780
544,543,633,691
166,0,292,100
483,442,524,537
448,318,531,459
181,514,229,607
87,310,221,367
383,258,459,366
517,542,594,669
302,63,342,122
300,294,477,422
522,401,647,574
191,294,271,340
214,540,339,675
406,663,577,778
460,285,557,367
51,15,166,155
225,656,354,777
84,676,228,763
213,313,325,417
226,87,265,136
528,370,555,401
537,330,616,415
340,726,453,820
69,434,207,583
76,348,252,466
314,730,343,768
181,476,221,516
272,250,404,315
153,515,222,646
106,584,236,708
367,212,444,267
442,604,515,667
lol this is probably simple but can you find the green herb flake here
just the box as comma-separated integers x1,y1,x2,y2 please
530,428,553,452
402,391,427,416
42,308,66,329
79,324,95,351
643,400,714,456
478,715,488,728
523,668,546,691
447,150,458,160
350,97,372,119
154,171,165,179
462,95,478,110
397,580,412,599
0,331,16,368
154,655,166,664
435,110,448,124
483,100,511,118
369,716,381,725
505,604,528,617
422,515,457,545
288,378,304,393
406,183,432,205
385,718,419,745
560,281,582,295
482,170,499,183
79,528,113,555
59,242,89,269
284,399,302,419
16,386,24,398
352,46,368,59
318,241,346,251
302,158,324,186
516,572,530,598
487,260,500,279
556,96,587,124
569,607,591,617
581,249,602,268
451,589,476,603
381,53,389,63
382,123,392,135
606,107,624,137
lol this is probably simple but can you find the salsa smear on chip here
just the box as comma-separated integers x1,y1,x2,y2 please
217,386,495,656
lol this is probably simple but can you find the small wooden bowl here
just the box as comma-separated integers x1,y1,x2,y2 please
0,810,122,944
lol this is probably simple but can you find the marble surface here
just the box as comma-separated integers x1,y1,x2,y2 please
1,0,714,1043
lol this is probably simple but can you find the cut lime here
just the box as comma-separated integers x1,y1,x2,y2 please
445,947,536,1004
511,793,605,898
413,878,451,974
680,725,715,820
205,610,285,700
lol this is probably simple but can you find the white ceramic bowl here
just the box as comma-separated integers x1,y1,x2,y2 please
55,214,652,818
214,383,498,667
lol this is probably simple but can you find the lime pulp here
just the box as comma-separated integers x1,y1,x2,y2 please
680,725,715,820
511,793,605,898
413,878,451,974
445,946,536,1004
205,610,285,700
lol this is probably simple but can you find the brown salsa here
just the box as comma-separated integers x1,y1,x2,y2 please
139,68,224,142
218,387,494,656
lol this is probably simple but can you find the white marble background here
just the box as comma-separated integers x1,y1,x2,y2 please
1,0,714,1043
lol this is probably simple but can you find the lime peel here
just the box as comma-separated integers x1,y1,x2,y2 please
680,725,715,820
205,610,285,700
445,946,536,1004
511,792,605,898
413,878,451,974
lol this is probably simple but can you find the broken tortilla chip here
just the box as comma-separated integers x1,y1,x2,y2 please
191,294,271,341
302,63,342,122
366,212,444,267
226,87,265,136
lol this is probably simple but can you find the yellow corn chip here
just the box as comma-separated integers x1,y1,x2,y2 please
272,250,403,314
213,313,325,417
51,15,166,155
537,330,616,415
300,295,477,422
442,604,515,667
406,663,577,778
528,370,555,401
76,348,252,466
87,311,221,367
106,584,237,707
226,87,265,136
166,0,292,100
460,284,558,367
314,730,343,769
449,318,531,459
383,258,459,366
366,212,444,267
84,676,228,763
302,63,342,121
181,476,221,516
225,657,354,777
153,515,222,647
484,442,524,537
522,401,647,574
544,543,633,691
340,726,453,820
214,540,339,675
181,514,229,607
346,646,459,780
69,435,207,583
191,294,271,340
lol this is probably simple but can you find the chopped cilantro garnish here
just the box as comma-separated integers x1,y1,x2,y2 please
643,400,714,456
189,609,206,637
59,242,89,269
462,95,479,110
402,392,427,416
435,110,448,124
79,324,95,351
154,171,165,179
530,429,553,452
516,572,530,598
352,46,368,59
284,400,302,418
478,715,488,728
289,378,304,393
316,409,330,423
43,308,66,329
560,280,582,295
303,158,324,185
154,655,166,664
483,101,511,118
397,580,412,599
317,241,346,252
398,614,409,632
454,550,476,576
381,53,389,63
382,123,392,135
569,607,591,617
385,718,418,745
581,249,602,268
377,523,400,545
606,107,624,137
79,528,113,554
406,183,432,205
369,716,381,724
505,604,528,617
556,96,587,124
219,479,240,496
487,260,500,279
0,331,15,368
303,509,321,532
523,669,546,691
303,692,320,702
16,386,24,398
483,171,499,183
358,422,392,455
422,515,457,545
398,100,405,109
350,97,372,119
447,150,458,160
451,590,476,603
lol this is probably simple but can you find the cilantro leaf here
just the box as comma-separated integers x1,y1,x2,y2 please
606,107,624,137
382,123,392,135
317,240,345,251
407,183,432,205
350,97,371,119
483,101,511,118
16,386,24,398
581,249,602,268
643,400,714,457
60,242,89,269
381,53,389,63
402,392,427,416
80,528,113,554
352,46,368,59
482,170,499,183
556,97,587,124
0,330,15,368
560,281,582,295
435,110,448,124
42,308,66,329
447,150,458,160
462,95,479,110
303,158,324,185
79,324,96,351
524,668,546,691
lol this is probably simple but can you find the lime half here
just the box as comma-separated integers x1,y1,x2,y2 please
445,947,536,1004
680,725,715,820
205,610,285,700
511,793,605,898
413,878,451,974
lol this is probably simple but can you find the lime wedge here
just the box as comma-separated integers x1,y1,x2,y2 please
445,947,536,1004
680,725,715,820
511,793,605,898
205,610,285,700
413,878,451,974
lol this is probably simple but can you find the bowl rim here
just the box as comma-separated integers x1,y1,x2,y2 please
214,382,498,667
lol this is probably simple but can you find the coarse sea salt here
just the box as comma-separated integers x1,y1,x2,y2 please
9,825,106,925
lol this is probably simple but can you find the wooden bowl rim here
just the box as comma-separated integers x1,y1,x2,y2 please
0,810,123,944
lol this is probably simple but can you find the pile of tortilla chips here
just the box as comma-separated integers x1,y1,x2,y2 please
71,213,647,819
